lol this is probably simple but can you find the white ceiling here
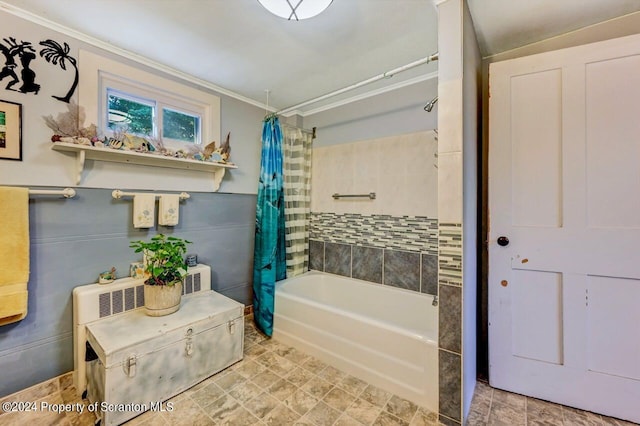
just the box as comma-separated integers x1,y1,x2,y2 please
2,0,640,114
468,0,640,56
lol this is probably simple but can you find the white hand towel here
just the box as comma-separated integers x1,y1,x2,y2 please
133,194,155,228
159,195,180,226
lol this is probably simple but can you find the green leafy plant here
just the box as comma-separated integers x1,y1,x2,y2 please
129,234,192,286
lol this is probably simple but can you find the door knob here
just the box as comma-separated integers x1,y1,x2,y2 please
497,236,509,247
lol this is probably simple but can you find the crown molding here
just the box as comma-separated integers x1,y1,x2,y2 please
0,1,274,112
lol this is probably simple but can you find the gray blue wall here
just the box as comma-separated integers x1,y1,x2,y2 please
0,189,256,397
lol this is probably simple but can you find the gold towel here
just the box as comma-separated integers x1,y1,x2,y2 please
0,186,29,326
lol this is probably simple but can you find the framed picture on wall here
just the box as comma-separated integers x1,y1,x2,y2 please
0,100,22,161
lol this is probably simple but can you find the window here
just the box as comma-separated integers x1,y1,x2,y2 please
79,50,220,153
105,89,202,146
107,89,154,135
162,107,200,145
101,76,206,150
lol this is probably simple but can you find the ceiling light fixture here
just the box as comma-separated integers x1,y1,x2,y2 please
258,0,333,21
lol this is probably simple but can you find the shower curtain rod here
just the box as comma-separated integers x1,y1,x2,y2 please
281,122,313,133
277,52,438,115
281,122,316,139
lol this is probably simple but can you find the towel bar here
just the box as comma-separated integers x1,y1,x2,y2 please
332,192,376,200
29,188,76,198
112,190,190,200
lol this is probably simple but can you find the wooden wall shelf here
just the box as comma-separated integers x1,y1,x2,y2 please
51,142,237,191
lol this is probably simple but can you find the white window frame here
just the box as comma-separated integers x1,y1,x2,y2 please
79,50,220,152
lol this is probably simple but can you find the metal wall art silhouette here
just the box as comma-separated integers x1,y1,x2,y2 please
39,39,78,103
0,38,39,94
0,36,78,103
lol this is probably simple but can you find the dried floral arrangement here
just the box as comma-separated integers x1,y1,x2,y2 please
44,102,233,164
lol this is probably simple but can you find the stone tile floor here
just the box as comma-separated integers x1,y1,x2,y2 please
466,381,637,426
0,315,636,426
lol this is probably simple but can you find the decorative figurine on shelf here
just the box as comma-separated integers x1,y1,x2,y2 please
107,138,123,149
98,267,116,284
123,133,151,151
203,132,232,163
203,140,217,160
219,131,231,162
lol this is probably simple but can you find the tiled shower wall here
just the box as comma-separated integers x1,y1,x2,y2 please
309,213,439,295
309,213,438,294
438,222,463,424
309,131,439,295
438,223,463,287
311,131,438,217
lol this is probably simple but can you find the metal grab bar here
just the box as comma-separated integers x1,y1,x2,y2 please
332,192,376,200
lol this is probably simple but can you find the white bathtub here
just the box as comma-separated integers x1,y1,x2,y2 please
273,271,438,411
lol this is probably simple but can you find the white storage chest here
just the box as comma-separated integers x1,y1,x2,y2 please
85,290,244,426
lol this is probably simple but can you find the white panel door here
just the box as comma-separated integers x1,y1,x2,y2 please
489,33,640,424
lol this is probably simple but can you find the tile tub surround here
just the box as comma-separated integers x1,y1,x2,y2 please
438,223,462,287
310,131,439,219
384,250,421,292
352,245,383,283
309,212,439,295
324,242,352,277
437,222,463,424
310,240,438,296
1,320,632,426
310,213,439,256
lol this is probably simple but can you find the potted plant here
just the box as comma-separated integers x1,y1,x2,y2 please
130,234,191,316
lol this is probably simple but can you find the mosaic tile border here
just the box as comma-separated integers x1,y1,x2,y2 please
310,212,438,256
438,223,462,286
